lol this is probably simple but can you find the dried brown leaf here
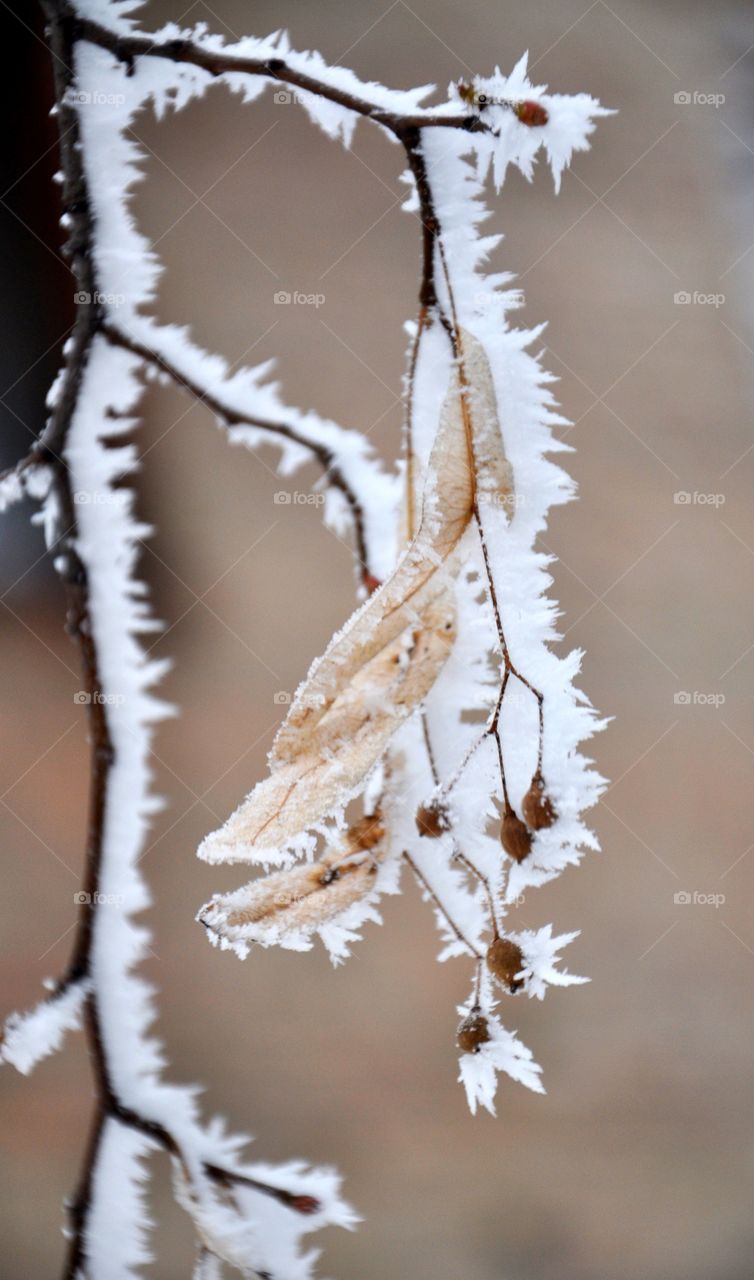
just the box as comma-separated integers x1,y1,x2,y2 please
199,590,455,863
198,329,512,868
273,329,513,760
198,814,386,951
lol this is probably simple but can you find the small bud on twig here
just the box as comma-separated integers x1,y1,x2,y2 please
456,82,548,127
514,100,549,128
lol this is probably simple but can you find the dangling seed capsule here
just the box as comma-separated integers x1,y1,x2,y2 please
522,770,557,830
486,937,525,993
514,100,549,128
500,806,532,862
457,1009,491,1054
415,799,450,838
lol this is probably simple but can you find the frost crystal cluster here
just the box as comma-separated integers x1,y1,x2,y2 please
1,0,609,1274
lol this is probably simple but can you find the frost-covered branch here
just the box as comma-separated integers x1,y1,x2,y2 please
4,0,612,1272
3,5,359,1277
100,319,390,586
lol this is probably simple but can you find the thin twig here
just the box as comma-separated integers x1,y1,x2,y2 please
403,852,481,961
102,322,373,582
435,234,546,787
69,13,490,138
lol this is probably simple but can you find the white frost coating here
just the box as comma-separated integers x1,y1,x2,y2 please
74,0,145,29
449,54,614,193
0,980,89,1075
85,1120,154,1279
194,1250,223,1280
62,334,354,1274
458,1012,545,1117
71,39,398,578
175,1161,357,1280
68,7,609,1114
509,926,590,1001
174,30,609,1112
392,110,607,1109
79,5,435,118
0,467,26,513
20,0,607,1176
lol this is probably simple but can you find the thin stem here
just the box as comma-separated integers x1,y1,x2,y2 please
435,234,546,784
477,514,545,773
403,852,481,961
453,849,500,937
400,129,455,340
420,709,440,786
402,304,429,544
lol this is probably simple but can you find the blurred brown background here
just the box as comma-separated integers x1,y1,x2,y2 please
1,1,752,1276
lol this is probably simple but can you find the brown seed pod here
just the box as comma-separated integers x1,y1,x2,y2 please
457,1010,491,1054
486,937,525,992
500,807,532,862
415,799,450,839
522,771,557,830
514,99,549,128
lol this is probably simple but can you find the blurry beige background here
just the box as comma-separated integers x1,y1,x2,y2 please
2,1,752,1276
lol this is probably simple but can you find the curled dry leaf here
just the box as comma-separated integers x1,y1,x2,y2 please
199,814,386,952
269,328,511,768
198,330,514,941
200,591,456,865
